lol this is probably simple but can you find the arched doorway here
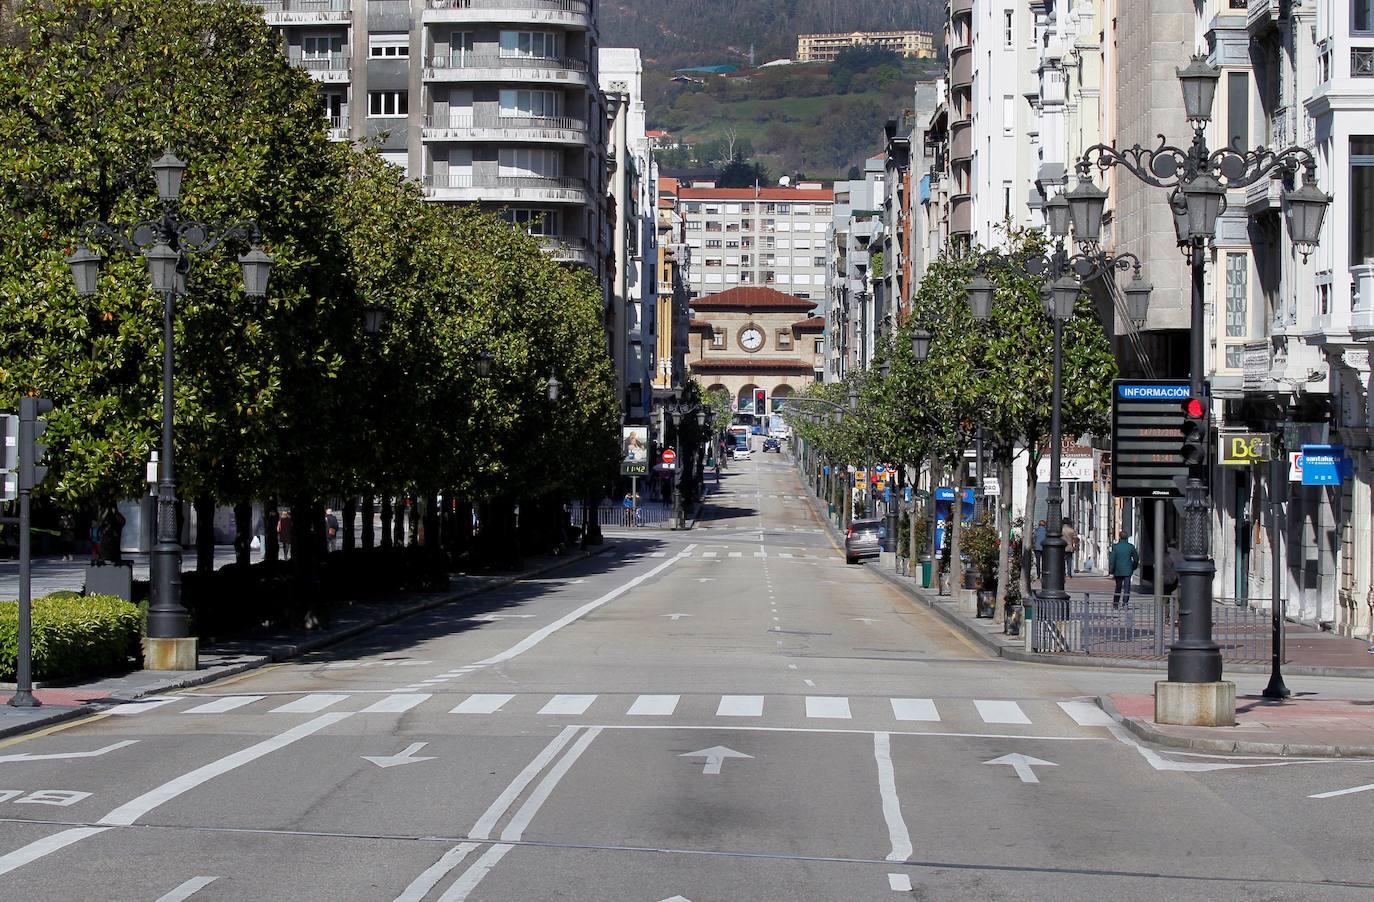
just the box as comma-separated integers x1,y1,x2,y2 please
737,383,759,415
770,384,794,413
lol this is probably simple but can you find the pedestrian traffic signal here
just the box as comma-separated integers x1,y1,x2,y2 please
18,397,53,491
1,413,17,501
754,389,766,415
1179,396,1208,466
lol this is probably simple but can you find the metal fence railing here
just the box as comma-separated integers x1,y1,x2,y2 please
570,501,674,529
1028,592,1278,663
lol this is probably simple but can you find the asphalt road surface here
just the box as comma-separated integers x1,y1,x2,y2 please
1,452,1371,901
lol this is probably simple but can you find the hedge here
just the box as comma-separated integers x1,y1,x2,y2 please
0,593,143,682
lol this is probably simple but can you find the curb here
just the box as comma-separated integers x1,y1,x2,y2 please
1095,694,1374,758
0,544,614,740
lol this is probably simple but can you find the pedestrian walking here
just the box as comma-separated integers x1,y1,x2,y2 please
1061,518,1079,575
325,507,339,552
622,492,635,527
278,509,293,560
59,512,76,561
1032,519,1047,579
1110,531,1140,608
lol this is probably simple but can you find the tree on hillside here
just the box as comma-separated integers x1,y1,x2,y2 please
719,156,772,188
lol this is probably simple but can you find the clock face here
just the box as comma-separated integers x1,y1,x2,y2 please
740,326,765,352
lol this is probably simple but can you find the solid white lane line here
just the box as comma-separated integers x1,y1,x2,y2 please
891,698,941,722
474,547,695,667
702,551,718,558
729,551,742,558
109,697,178,715
0,827,111,879
1058,701,1116,727
888,873,913,891
392,844,481,902
470,726,581,840
270,694,349,714
1310,783,1374,799
873,733,913,862
499,727,601,840
153,876,219,902
539,694,597,715
974,700,1032,725
182,695,264,715
436,844,514,902
717,695,765,717
806,696,852,719
450,694,515,714
360,694,430,714
626,694,680,716
100,712,353,827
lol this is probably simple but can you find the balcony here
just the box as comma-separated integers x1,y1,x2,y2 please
250,0,351,26
951,0,973,19
325,116,349,142
422,0,592,30
422,53,589,86
950,45,972,91
950,193,972,236
950,119,972,162
290,52,350,83
423,173,590,205
422,112,588,144
1244,176,1282,214
1245,0,1281,36
539,236,596,267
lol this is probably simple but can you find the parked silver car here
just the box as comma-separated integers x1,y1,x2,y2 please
844,518,882,564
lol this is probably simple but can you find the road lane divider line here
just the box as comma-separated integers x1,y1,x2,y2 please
392,844,482,902
98,712,354,827
436,844,514,902
873,732,913,862
0,826,111,879
499,727,601,841
472,545,696,667
153,875,220,902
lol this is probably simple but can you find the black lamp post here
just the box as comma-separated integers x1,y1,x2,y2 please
1078,54,1330,689
966,195,1150,612
910,329,937,587
67,150,272,657
664,399,703,529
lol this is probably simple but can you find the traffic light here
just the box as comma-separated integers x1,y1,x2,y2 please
754,389,766,416
2,413,17,501
1179,395,1208,466
18,397,53,491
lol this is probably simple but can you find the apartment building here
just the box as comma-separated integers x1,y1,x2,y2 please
678,184,835,301
254,0,611,276
825,158,886,380
653,178,692,396
795,30,937,62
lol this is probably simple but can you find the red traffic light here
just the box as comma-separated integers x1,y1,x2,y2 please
1183,398,1206,418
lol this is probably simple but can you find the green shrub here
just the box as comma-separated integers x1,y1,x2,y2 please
0,594,142,682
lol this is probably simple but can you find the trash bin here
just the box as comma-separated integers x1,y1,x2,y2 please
919,555,932,588
976,589,996,618
962,565,978,590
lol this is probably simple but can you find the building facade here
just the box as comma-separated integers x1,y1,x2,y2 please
796,30,937,62
678,185,836,301
825,159,886,381
687,287,825,414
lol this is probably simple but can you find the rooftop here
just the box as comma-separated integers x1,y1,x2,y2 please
691,286,818,312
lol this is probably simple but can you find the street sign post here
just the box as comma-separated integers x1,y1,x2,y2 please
1110,379,1195,498
661,448,677,469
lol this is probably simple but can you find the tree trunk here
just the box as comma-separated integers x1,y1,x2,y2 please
994,451,1013,622
406,495,420,547
343,496,356,553
950,453,967,610
233,500,253,567
361,494,375,550
380,495,393,550
395,496,408,547
264,497,279,563
1023,447,1041,599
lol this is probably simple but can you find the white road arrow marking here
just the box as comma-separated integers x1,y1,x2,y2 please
1310,782,1374,799
662,613,691,621
657,897,694,902
362,742,437,769
680,745,752,775
985,753,1057,784
0,740,139,764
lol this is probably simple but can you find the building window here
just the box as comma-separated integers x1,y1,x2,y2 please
304,33,345,61
369,33,409,58
1225,253,1248,344
814,339,824,354
813,256,826,267
705,258,721,267
498,147,561,178
815,205,831,216
685,203,701,213
725,240,740,249
502,208,560,237
499,89,561,118
1004,9,1014,47
705,239,722,248
685,220,702,231
368,91,407,117
777,203,791,213
1003,95,1014,136
705,221,722,232
711,329,726,349
1354,137,1374,265
1357,1,1374,33
776,330,792,349
1226,72,1248,149
500,31,559,59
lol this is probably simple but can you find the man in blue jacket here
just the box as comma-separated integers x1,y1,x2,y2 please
1110,531,1140,608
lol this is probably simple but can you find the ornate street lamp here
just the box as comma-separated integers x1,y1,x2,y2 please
1124,271,1153,327
476,350,493,378
1066,180,1108,244
1282,175,1332,259
1044,193,1071,240
1181,172,1226,241
362,304,387,336
546,372,561,403
1176,55,1221,123
910,328,932,363
967,274,995,321
65,150,271,666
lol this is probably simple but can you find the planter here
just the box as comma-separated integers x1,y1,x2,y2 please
919,555,933,589
976,589,996,619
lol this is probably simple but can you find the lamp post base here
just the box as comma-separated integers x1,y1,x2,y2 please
143,636,199,672
1154,680,1236,727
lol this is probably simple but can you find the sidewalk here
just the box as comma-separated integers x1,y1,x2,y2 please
1103,693,1374,757
0,543,614,740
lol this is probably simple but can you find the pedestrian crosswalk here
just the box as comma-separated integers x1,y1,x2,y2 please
107,691,1116,732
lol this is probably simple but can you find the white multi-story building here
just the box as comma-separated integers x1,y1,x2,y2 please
252,0,611,275
825,159,886,380
678,184,835,301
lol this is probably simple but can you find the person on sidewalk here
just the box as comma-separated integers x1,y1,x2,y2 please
1110,531,1139,608
325,507,339,552
277,509,293,561
1032,520,1047,579
1061,518,1079,575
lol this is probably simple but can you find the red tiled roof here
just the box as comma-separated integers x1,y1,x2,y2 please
679,186,834,201
792,316,825,332
691,286,817,312
690,357,818,374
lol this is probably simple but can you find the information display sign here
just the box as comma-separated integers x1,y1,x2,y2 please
1110,379,1194,498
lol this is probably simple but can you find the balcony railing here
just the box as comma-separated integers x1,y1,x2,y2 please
423,53,588,72
423,112,586,131
251,0,351,21
292,53,350,76
427,0,588,11
423,173,588,195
